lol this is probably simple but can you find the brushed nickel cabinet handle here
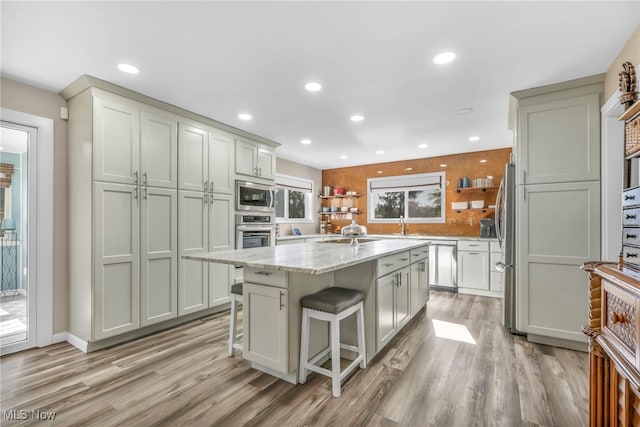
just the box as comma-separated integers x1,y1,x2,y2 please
626,214,637,220
143,171,148,185
134,170,139,185
625,194,636,201
279,292,284,310
255,271,272,276
626,233,637,240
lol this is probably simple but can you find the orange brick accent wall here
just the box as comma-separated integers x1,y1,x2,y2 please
321,148,512,237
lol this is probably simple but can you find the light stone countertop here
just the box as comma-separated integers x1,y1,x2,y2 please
276,233,497,242
184,239,429,275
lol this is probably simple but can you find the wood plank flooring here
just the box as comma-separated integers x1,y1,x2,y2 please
0,292,588,426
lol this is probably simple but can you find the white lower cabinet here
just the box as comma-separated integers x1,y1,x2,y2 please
243,282,289,372
376,262,411,350
457,250,490,290
93,182,141,340
141,187,178,327
410,257,429,317
489,251,504,293
178,191,235,315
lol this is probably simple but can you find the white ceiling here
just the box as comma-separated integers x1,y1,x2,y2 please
2,1,638,170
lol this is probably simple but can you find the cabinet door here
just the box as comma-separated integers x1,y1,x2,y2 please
376,273,396,350
93,94,140,184
517,93,600,185
178,190,209,315
396,267,411,329
235,139,257,177
516,181,600,341
419,259,429,304
490,252,504,293
257,147,276,180
141,109,178,189
243,283,288,372
208,193,234,307
410,262,422,317
209,130,235,194
178,123,209,191
93,182,140,340
141,187,178,327
458,251,490,290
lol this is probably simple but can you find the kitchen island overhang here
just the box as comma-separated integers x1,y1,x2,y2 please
185,239,430,384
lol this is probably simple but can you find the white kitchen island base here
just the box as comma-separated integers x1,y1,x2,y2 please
185,239,429,383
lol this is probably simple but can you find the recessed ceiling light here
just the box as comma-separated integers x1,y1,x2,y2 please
376,150,384,155
480,159,487,163
440,164,447,167
238,113,252,121
300,139,312,145
457,108,474,115
305,82,322,92
468,136,480,142
350,115,364,122
340,155,349,160
433,51,456,65
405,167,413,171
418,143,428,149
117,63,139,74
377,170,383,174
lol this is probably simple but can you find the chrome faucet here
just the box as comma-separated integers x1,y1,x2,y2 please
399,215,406,236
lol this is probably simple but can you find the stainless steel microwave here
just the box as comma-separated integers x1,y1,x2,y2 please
236,180,275,212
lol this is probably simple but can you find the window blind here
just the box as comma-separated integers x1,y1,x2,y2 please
276,174,313,192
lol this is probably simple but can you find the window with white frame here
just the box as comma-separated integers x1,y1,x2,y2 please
367,172,445,223
275,174,314,223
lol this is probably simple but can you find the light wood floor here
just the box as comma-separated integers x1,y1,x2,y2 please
0,291,588,426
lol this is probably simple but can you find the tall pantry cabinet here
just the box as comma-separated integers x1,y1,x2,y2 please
511,75,603,346
66,84,238,349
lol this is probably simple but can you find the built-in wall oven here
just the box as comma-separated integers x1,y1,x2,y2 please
236,213,276,249
236,180,275,212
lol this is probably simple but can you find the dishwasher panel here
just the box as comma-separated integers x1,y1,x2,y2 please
428,241,457,292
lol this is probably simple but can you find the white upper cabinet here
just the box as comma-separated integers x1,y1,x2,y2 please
236,139,276,181
178,123,209,192
209,130,235,194
141,109,178,189
516,91,601,185
93,94,140,185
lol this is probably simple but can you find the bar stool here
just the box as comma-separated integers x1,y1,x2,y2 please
228,282,243,357
298,287,366,397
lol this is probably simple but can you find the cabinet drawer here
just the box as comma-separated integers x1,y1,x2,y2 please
623,246,640,266
243,267,288,288
409,245,430,262
623,186,640,208
602,280,639,369
490,241,503,253
458,240,489,251
623,228,640,246
377,251,411,278
623,208,640,226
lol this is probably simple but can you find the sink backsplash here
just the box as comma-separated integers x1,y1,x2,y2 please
321,148,511,237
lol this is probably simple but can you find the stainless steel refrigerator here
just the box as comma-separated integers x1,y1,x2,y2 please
495,162,523,334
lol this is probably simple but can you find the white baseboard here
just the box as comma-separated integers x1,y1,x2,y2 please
52,332,88,352
457,287,502,298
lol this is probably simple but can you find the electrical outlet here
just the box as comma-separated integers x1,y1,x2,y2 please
449,219,457,225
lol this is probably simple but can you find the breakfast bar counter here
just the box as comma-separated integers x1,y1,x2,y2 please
186,239,430,384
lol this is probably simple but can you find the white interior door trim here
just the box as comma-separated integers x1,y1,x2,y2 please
0,108,54,352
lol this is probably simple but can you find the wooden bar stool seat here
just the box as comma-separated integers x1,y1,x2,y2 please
228,282,243,357
298,287,366,397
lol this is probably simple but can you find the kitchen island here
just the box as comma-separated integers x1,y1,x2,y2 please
185,238,430,383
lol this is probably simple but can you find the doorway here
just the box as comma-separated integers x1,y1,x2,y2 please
0,108,53,356
0,124,31,347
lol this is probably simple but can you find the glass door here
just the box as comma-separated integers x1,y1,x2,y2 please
0,122,31,350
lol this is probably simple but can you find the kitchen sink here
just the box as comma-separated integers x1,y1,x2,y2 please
320,238,380,244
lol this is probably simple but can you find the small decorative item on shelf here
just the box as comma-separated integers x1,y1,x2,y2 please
322,207,330,212
452,201,468,210
333,186,345,196
350,208,358,213
619,61,638,109
331,206,338,212
470,200,484,209
323,186,332,197
340,206,349,212
462,177,470,188
457,178,464,189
